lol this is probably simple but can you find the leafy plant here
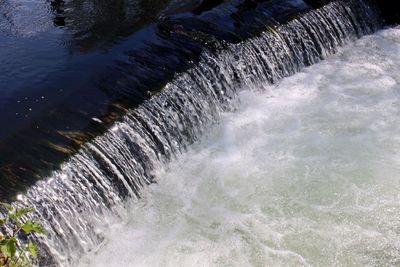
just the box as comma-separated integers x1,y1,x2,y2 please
0,203,44,267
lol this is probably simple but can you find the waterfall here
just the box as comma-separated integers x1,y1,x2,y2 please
11,0,381,265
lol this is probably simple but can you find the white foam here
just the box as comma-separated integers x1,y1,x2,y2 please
81,27,400,267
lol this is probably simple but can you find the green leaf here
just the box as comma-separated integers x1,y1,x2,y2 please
1,202,14,212
27,241,38,258
10,207,35,226
15,208,34,219
0,237,17,258
0,217,6,226
21,220,45,234
8,213,18,223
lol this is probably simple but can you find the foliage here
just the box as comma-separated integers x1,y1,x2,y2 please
0,203,44,267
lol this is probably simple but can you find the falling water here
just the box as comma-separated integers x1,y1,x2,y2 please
83,26,400,266
11,0,382,265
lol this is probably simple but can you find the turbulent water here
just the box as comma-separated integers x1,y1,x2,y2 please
80,27,400,266
8,0,386,265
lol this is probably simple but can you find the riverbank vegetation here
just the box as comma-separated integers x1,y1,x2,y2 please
0,203,43,267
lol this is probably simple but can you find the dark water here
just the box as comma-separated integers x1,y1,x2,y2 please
0,0,174,198
0,0,171,137
0,0,324,200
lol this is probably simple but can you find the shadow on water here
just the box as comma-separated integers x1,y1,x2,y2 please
0,0,379,200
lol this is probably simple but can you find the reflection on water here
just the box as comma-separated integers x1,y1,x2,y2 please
60,0,171,51
0,0,174,141
0,0,171,47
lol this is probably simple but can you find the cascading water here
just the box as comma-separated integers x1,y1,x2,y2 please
82,26,400,266
9,0,383,265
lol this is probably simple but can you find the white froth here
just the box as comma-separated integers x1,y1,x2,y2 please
81,27,400,267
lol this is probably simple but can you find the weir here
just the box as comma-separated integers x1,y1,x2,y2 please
3,0,383,265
